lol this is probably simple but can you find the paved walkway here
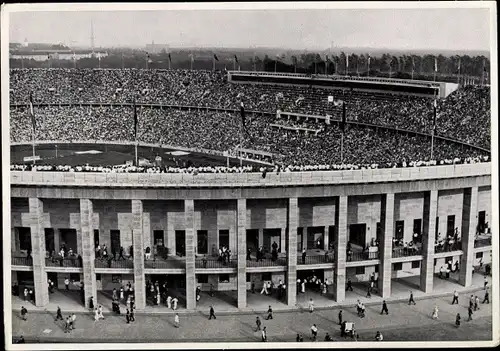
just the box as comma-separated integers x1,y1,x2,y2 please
11,291,492,343
11,271,488,315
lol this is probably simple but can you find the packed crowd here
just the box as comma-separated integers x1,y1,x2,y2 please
10,69,491,150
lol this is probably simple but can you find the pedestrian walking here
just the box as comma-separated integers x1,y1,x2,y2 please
301,280,306,293
94,308,99,321
484,276,488,290
451,290,459,304
97,305,105,319
381,300,389,315
266,305,273,320
455,313,461,327
310,324,318,341
432,305,439,319
126,309,130,323
474,296,480,311
338,309,343,325
482,289,490,304
172,297,178,310
309,298,314,313
130,309,135,322
89,296,94,310
65,277,70,291
174,313,179,328
64,316,71,333
71,313,76,329
408,291,416,305
261,326,267,342
260,282,268,295
167,295,172,309
255,316,261,331
20,306,27,321
467,306,473,321
469,294,474,309
366,286,371,298
55,306,63,321
112,288,118,301
346,278,353,291
209,306,216,320
375,331,383,341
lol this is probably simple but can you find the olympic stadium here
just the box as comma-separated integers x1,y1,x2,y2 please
8,68,493,342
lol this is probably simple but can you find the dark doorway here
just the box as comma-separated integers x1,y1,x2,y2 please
413,219,422,235
376,222,382,244
263,228,281,252
16,271,34,287
110,230,121,254
175,230,186,256
94,229,99,248
60,229,77,252
45,228,55,253
349,224,366,248
435,217,440,240
246,229,259,252
297,227,304,251
447,215,455,236
47,272,58,288
328,226,335,250
307,226,325,250
478,211,486,233
154,230,165,247
219,229,229,249
395,221,404,240
18,227,31,251
197,230,208,254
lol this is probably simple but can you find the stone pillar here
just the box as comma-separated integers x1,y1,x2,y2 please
459,187,478,287
280,228,286,253
131,200,146,310
333,196,347,302
420,190,438,293
80,199,97,308
258,229,263,249
379,193,394,298
287,198,298,306
237,199,247,309
29,198,49,307
185,199,196,309
76,228,82,257
323,226,329,250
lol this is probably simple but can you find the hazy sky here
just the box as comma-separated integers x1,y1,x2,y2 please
7,4,493,51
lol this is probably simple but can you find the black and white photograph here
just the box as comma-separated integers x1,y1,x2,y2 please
2,1,498,348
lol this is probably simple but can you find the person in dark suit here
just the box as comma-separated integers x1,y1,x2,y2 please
338,309,343,325
266,305,273,320
126,309,130,324
381,300,389,315
209,306,216,320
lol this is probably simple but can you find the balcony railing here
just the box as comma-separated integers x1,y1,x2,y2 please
474,237,492,248
298,254,335,265
145,256,186,269
392,247,421,258
94,258,134,269
247,257,287,267
195,258,238,269
434,241,462,253
45,256,82,267
12,256,33,266
347,251,380,262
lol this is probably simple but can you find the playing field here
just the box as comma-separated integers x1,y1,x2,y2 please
10,143,261,168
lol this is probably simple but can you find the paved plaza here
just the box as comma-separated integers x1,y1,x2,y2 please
11,291,492,343
11,271,493,343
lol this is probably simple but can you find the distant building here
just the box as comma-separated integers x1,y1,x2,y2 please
11,50,108,61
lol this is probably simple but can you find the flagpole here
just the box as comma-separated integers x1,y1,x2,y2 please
411,56,414,80
341,132,344,165
430,130,435,161
32,130,36,165
135,140,138,167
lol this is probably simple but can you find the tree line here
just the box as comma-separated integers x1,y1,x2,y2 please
10,50,490,82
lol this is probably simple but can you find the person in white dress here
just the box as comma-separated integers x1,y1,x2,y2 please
172,297,178,310
167,296,172,309
156,292,161,306
301,281,306,293
432,305,439,319
309,298,314,313
94,308,99,321
97,305,105,319
174,313,179,328
260,282,268,295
